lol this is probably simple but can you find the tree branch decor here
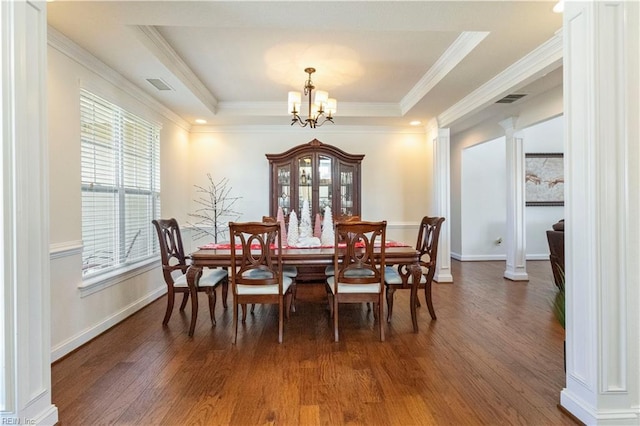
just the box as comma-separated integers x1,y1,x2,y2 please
188,174,242,243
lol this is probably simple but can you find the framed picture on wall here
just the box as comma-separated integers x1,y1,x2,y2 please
525,153,564,206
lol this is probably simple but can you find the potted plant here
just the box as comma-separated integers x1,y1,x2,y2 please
552,268,565,329
550,267,565,371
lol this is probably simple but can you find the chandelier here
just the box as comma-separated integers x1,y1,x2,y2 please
288,68,337,128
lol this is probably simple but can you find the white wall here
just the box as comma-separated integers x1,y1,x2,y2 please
461,137,507,259
457,115,564,260
522,115,564,259
48,36,434,359
47,38,192,360
451,85,564,259
183,129,432,252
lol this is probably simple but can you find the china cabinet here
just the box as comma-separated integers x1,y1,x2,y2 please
266,139,363,222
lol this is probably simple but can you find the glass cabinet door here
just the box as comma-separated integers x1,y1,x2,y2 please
297,156,313,212
339,163,356,216
276,163,291,215
318,155,332,215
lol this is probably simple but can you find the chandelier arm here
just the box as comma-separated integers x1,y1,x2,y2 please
291,117,309,127
314,116,335,128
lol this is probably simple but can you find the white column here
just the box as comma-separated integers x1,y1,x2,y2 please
561,1,640,424
432,127,453,282
1,1,58,425
499,117,528,281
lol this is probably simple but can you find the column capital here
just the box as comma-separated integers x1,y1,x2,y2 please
499,116,519,132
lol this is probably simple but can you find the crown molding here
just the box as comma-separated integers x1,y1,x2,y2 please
400,31,489,115
133,25,219,115
437,32,563,128
189,124,426,135
47,26,191,131
217,101,401,117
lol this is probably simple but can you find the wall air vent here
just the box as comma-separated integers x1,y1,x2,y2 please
495,93,527,104
146,78,173,91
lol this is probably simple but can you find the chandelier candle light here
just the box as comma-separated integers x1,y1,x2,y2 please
288,67,337,128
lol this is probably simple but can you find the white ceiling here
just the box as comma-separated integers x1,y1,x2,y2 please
46,1,563,131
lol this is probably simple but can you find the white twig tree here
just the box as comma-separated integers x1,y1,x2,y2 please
188,174,242,243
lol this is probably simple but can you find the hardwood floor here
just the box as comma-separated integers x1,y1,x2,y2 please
52,260,579,425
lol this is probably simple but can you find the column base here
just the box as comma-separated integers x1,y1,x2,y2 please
503,270,529,281
434,272,453,283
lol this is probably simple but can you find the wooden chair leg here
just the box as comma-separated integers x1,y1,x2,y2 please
241,304,247,322
278,296,284,343
179,291,189,311
186,266,202,337
163,287,175,326
221,276,229,309
424,281,437,320
333,297,339,342
325,283,334,318
409,265,421,333
386,286,395,323
285,291,292,320
379,294,385,341
233,302,238,344
290,282,297,313
188,286,198,337
326,290,334,318
206,288,217,326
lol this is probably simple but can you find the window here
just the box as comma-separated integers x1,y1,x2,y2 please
80,89,161,277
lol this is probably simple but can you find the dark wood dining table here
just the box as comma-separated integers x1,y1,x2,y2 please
186,244,424,333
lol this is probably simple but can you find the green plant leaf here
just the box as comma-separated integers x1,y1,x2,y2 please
551,289,565,329
550,266,565,328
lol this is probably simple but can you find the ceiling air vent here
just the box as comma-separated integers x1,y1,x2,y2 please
146,78,173,91
495,93,526,104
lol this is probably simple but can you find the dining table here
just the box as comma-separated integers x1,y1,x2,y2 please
186,243,424,333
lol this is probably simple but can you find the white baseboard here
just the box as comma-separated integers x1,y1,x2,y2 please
51,286,167,362
451,253,550,262
32,404,59,426
561,388,640,425
526,254,550,261
452,253,506,261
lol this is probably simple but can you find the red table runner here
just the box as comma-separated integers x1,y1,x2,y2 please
199,241,410,250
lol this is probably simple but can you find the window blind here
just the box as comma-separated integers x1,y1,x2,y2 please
80,89,161,276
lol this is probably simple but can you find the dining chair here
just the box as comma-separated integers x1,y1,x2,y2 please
240,216,299,315
324,215,361,276
263,216,298,310
152,218,228,337
229,221,294,343
243,216,299,315
384,216,445,328
326,220,386,342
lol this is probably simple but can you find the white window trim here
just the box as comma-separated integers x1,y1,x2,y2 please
79,256,161,298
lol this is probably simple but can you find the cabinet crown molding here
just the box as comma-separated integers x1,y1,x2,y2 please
266,139,365,162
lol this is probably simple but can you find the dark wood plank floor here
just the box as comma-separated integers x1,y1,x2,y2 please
52,260,579,425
